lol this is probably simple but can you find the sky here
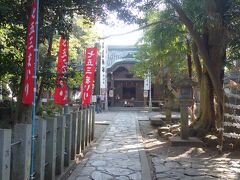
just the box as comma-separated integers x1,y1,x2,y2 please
96,22,143,46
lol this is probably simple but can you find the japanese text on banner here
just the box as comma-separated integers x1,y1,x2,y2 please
22,0,37,104
82,48,98,106
54,36,69,105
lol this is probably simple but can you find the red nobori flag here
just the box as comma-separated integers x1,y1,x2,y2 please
22,0,37,104
82,48,98,106
54,36,69,105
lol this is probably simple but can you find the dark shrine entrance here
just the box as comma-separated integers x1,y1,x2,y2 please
122,87,136,99
107,62,144,107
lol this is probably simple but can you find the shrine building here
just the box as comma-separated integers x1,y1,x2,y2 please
106,45,144,107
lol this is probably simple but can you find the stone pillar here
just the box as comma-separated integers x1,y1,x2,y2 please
12,124,32,180
45,117,57,180
111,74,114,106
85,109,89,147
91,106,95,141
165,97,172,123
64,113,72,167
35,119,47,180
180,105,189,139
55,116,65,175
0,129,11,180
71,112,78,160
179,100,192,140
63,105,69,114
88,107,92,144
81,110,86,151
76,111,82,154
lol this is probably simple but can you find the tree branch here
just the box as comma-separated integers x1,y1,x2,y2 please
192,42,202,83
165,0,223,103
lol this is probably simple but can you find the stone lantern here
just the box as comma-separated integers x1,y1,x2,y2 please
177,78,194,140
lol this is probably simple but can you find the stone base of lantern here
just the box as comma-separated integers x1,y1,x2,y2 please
170,136,203,147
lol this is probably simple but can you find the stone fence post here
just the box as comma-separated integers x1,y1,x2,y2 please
88,107,92,144
64,113,72,167
35,119,47,180
0,129,11,180
56,116,65,175
77,111,82,155
85,109,89,147
91,106,95,141
12,124,32,180
71,112,77,160
45,117,57,180
81,110,86,151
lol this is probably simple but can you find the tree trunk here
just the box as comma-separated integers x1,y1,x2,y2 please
167,0,227,137
186,38,192,79
166,0,225,105
191,67,216,136
36,35,53,110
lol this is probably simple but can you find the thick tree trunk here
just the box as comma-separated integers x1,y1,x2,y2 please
191,67,216,135
167,0,226,138
166,0,225,105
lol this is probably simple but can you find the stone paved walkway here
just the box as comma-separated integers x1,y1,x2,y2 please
68,110,240,180
68,111,152,180
151,156,240,180
139,121,240,180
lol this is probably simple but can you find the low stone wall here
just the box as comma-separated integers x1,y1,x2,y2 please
0,105,95,180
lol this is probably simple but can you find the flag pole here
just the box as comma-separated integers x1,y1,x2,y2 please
30,0,39,178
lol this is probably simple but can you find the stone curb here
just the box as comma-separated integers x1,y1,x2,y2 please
135,119,153,180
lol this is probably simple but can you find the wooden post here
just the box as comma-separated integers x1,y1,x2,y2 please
64,113,72,167
71,112,78,160
0,129,11,180
12,124,32,180
45,117,57,180
55,116,65,175
81,109,86,151
35,119,47,180
76,111,82,155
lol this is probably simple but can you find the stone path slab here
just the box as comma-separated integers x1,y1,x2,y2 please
68,112,150,180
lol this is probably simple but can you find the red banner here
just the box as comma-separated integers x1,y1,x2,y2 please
82,48,98,106
22,0,37,104
54,36,69,105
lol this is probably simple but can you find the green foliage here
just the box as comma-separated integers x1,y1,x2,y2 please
0,0,138,106
38,101,62,117
0,25,25,98
227,0,240,64
37,16,98,94
133,9,188,82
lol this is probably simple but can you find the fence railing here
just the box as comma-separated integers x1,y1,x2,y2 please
0,105,95,180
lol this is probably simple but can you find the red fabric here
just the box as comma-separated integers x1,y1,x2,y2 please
22,0,37,104
54,36,69,105
82,48,98,106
